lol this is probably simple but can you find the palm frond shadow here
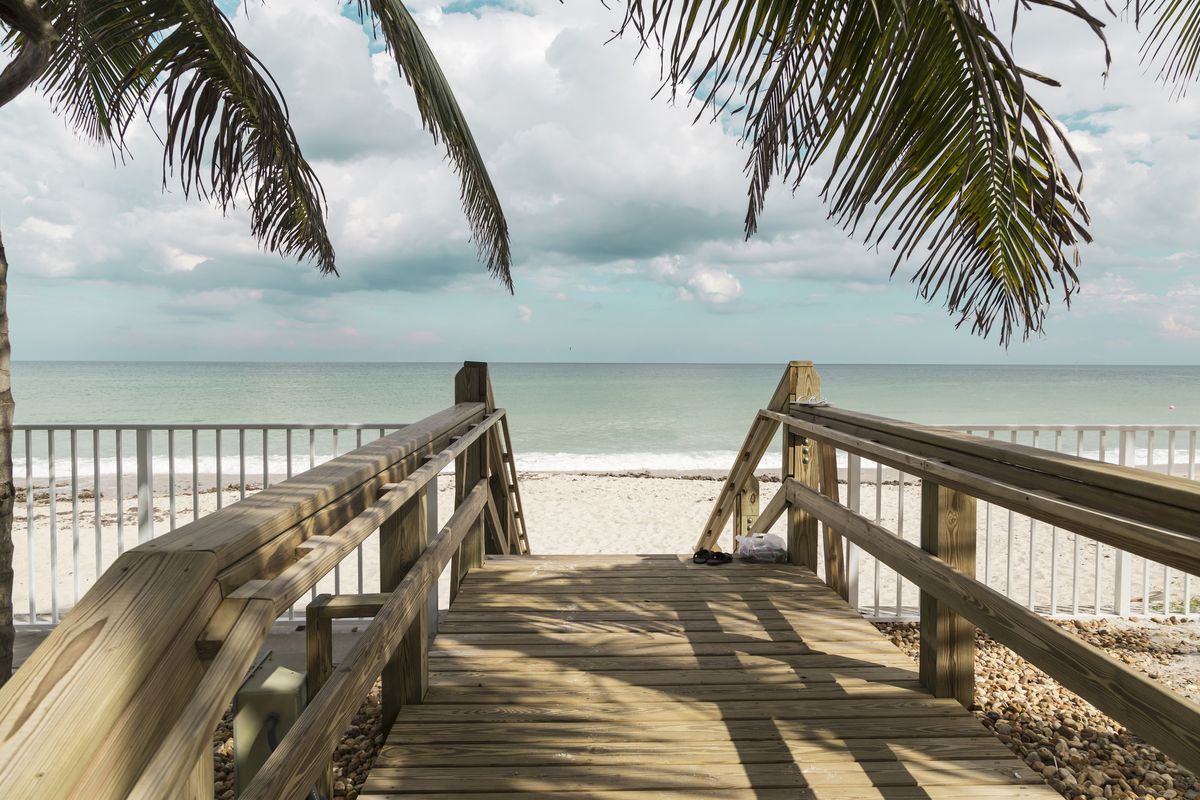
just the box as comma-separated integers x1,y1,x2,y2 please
372,557,1026,799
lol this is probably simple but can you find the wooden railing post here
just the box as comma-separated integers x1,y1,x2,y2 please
783,361,821,567
818,442,848,599
453,362,490,597
733,475,759,545
305,595,334,800
380,491,429,728
918,480,976,708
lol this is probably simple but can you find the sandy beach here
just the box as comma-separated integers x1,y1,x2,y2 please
12,471,1196,623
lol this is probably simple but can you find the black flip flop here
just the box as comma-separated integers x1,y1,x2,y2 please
692,549,713,564
706,552,733,565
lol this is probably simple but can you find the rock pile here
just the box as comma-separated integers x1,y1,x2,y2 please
878,619,1200,800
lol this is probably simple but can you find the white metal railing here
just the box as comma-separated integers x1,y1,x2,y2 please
13,423,409,626
832,424,1200,620
13,421,1200,626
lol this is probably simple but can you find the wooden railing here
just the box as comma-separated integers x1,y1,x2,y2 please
704,361,1200,775
0,361,528,799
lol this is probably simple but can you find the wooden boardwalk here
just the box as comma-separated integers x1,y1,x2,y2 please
362,554,1057,799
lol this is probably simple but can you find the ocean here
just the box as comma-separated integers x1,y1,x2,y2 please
11,361,1200,475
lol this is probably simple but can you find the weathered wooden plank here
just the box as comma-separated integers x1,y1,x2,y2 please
766,409,1200,577
436,616,881,635
427,640,901,658
465,568,826,585
446,596,867,614
364,759,1042,792
384,715,997,744
788,478,1200,777
240,483,488,800
802,403,1200,515
362,788,1058,800
459,579,829,595
786,405,1200,547
375,736,1014,767
733,474,760,542
748,485,788,535
818,441,847,598
497,413,530,553
0,551,218,799
366,549,1048,799
238,410,500,615
439,606,861,623
428,666,920,689
128,599,275,799
422,681,926,704
919,481,976,708
140,402,485,567
431,629,884,645
429,652,918,672
391,697,962,723
696,376,785,550
70,581,222,799
381,490,429,728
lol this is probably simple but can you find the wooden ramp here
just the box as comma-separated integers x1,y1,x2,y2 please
362,554,1056,800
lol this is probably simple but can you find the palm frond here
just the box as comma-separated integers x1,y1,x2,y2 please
1140,0,1200,87
121,0,336,273
351,0,512,290
621,0,1103,344
31,0,155,144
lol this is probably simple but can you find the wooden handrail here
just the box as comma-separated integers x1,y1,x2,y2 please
704,361,1200,779
764,408,1200,575
0,361,529,799
790,403,1200,536
241,481,489,800
785,477,1200,774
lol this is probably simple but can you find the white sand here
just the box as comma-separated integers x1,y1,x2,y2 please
12,473,1196,623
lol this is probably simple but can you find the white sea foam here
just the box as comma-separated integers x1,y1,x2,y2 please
17,444,1199,482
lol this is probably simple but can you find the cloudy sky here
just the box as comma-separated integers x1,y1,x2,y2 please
1,1,1199,363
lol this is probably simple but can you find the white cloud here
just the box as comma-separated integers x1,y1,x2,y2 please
18,217,73,242
680,268,743,306
2,0,1200,359
647,256,743,307
1161,314,1200,340
162,246,208,274
517,304,533,323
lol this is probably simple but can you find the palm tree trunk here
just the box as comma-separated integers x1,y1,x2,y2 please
0,228,14,686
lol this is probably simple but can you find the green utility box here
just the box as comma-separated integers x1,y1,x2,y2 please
233,651,307,795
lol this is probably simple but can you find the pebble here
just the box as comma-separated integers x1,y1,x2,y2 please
878,619,1200,800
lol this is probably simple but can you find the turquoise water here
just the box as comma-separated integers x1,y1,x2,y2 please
12,362,1200,472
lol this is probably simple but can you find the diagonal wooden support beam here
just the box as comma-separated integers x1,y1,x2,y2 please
696,361,819,552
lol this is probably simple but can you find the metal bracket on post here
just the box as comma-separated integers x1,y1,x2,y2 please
136,429,154,543
1114,429,1135,616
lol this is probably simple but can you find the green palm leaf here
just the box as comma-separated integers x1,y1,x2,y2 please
351,0,513,290
120,0,336,273
31,0,155,145
1141,0,1200,87
622,0,1104,343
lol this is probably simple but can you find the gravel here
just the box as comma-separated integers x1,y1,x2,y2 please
212,680,384,800
878,618,1200,800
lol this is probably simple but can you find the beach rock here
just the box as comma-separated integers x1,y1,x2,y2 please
877,619,1200,800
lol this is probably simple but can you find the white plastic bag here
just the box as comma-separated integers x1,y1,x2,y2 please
735,533,788,563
